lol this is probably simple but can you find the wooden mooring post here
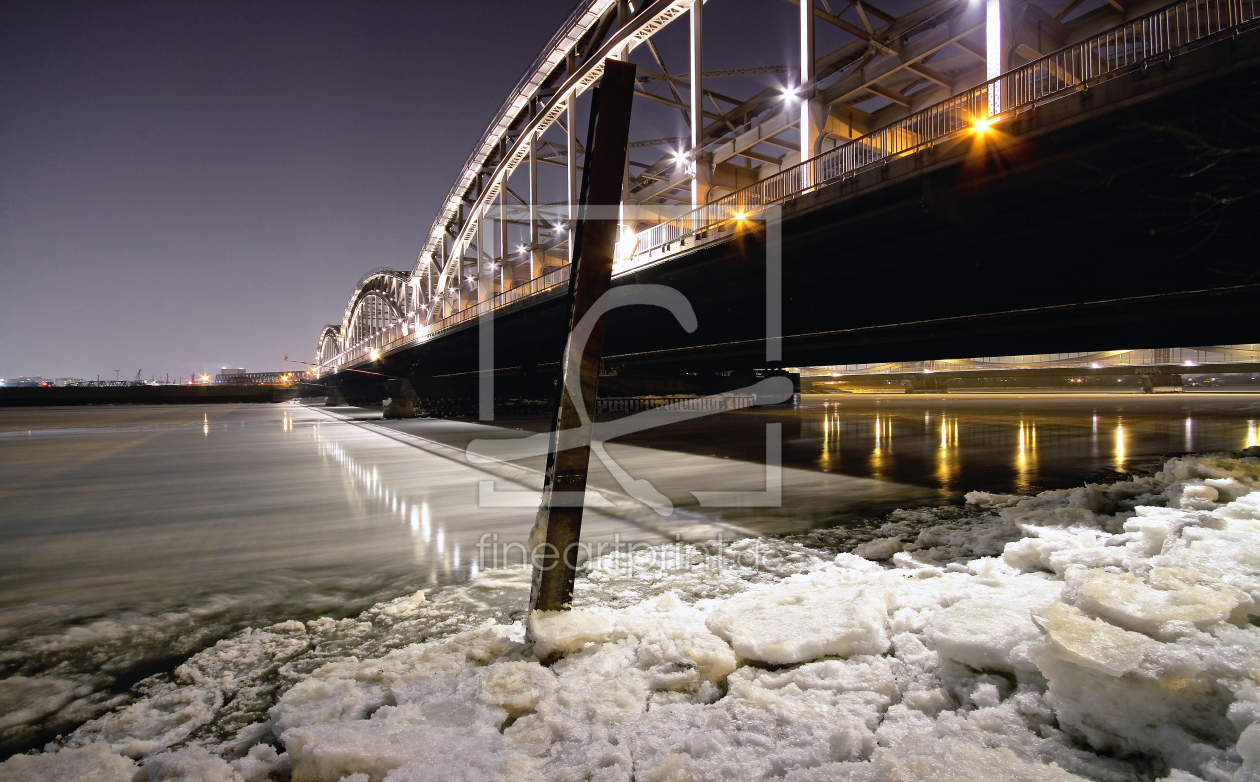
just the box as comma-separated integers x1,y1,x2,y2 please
526,58,636,614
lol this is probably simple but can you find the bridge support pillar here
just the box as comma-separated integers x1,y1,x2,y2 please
800,0,819,164
689,0,704,208
566,83,578,265
382,378,418,418
1141,374,1184,393
904,376,951,393
498,187,514,292
529,129,543,280
986,0,1002,114
478,203,493,303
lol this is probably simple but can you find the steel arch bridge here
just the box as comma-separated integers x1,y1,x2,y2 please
318,267,414,364
315,0,1260,377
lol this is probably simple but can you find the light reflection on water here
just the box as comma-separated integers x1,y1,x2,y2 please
790,395,1260,498
623,394,1260,499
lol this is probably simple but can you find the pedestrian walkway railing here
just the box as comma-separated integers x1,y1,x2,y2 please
597,394,759,414
318,0,1255,378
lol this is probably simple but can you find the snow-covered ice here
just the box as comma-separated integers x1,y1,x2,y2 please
4,453,1260,781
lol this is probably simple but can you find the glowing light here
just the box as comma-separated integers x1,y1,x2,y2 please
672,151,687,167
1091,362,1101,368
615,224,639,262
1184,360,1195,366
370,348,380,361
1015,420,1038,494
973,116,991,133
735,212,747,222
781,85,798,101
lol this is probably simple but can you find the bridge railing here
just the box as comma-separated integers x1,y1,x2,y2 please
633,0,1257,257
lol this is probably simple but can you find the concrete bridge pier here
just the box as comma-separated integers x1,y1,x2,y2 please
903,376,951,394
382,378,419,418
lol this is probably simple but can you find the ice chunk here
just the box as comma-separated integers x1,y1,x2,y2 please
1169,481,1220,511
67,686,223,758
528,609,618,660
834,552,884,571
1031,602,1238,769
230,743,288,782
924,577,1061,673
134,745,240,782
706,575,889,665
285,707,508,782
0,742,135,782
1155,526,1260,611
1063,568,1248,638
965,491,1026,508
1003,528,1118,574
1238,722,1260,775
1033,602,1165,677
633,632,737,692
855,537,903,560
478,661,555,715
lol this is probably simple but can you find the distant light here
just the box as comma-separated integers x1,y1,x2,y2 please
1184,360,1195,366
370,349,380,361
973,117,992,133
1090,362,1101,368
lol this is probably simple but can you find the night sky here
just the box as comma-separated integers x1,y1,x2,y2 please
0,0,577,381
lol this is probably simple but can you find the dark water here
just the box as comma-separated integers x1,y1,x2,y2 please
608,392,1260,500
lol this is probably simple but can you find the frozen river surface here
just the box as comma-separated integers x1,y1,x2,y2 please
1,395,1259,757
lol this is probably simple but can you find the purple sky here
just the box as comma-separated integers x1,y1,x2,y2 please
0,0,574,381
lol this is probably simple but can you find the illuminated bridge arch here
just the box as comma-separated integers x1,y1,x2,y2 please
340,268,412,351
317,325,342,366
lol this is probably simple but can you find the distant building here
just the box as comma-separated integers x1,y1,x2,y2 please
1,376,46,387
214,370,301,385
